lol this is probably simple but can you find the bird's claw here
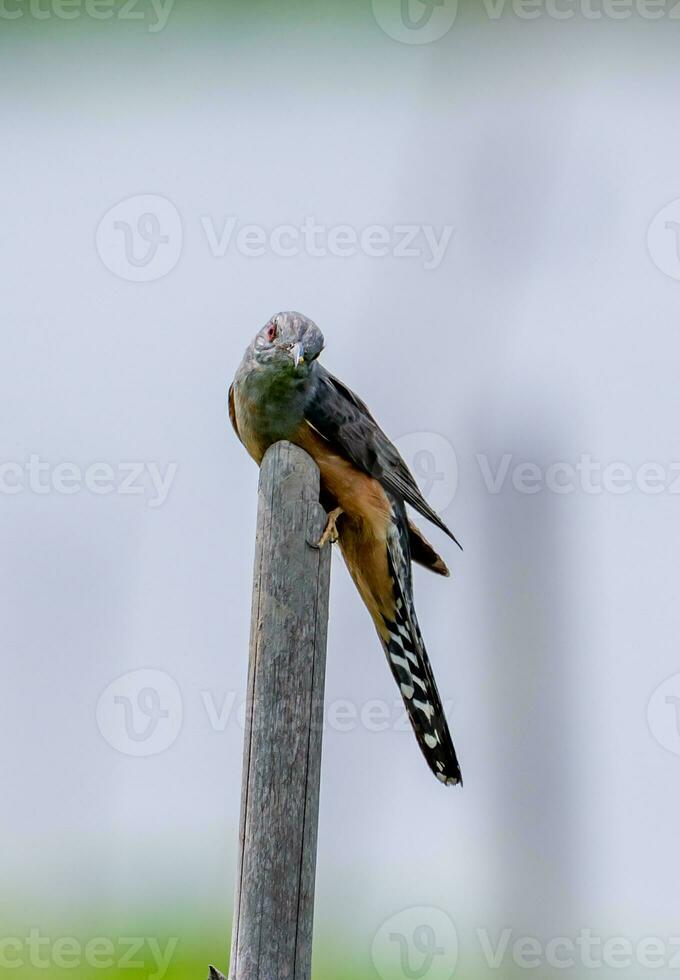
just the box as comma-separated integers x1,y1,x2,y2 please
313,507,343,549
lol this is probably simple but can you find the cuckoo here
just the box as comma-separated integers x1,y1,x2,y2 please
229,312,462,786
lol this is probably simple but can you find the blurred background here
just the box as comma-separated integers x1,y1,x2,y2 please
2,2,680,977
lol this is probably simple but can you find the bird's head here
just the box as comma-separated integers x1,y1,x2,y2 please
250,311,324,376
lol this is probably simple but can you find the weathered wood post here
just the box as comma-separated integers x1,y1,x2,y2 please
227,441,332,980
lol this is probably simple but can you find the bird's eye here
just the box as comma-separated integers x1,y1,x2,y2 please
266,322,277,342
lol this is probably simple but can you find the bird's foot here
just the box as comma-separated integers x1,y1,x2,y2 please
314,507,343,548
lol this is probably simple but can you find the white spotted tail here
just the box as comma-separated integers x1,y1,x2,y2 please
382,498,462,786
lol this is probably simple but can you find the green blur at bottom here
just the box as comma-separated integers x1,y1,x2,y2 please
0,925,389,980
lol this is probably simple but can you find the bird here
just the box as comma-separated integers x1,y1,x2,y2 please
229,311,462,786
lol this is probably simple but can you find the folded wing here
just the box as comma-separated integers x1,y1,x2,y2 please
305,367,461,548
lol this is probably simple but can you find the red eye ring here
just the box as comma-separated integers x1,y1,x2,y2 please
266,322,277,342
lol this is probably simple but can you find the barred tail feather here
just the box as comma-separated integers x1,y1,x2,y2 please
382,505,462,786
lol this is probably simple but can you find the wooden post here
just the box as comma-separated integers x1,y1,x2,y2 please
228,441,332,980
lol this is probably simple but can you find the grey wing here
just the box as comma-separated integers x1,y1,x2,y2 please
305,366,461,548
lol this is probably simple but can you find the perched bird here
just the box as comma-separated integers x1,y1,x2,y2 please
229,312,462,786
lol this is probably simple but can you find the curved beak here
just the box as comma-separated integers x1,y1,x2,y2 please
290,342,305,368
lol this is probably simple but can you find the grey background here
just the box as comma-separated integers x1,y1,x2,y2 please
2,5,679,976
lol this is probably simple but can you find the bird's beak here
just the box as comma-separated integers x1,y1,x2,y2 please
291,342,305,368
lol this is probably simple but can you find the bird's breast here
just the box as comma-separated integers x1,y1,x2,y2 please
232,373,308,464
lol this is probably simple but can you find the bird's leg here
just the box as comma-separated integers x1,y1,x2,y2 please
314,507,344,549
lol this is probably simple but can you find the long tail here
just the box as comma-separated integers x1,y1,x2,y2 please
336,494,462,785
380,500,462,786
